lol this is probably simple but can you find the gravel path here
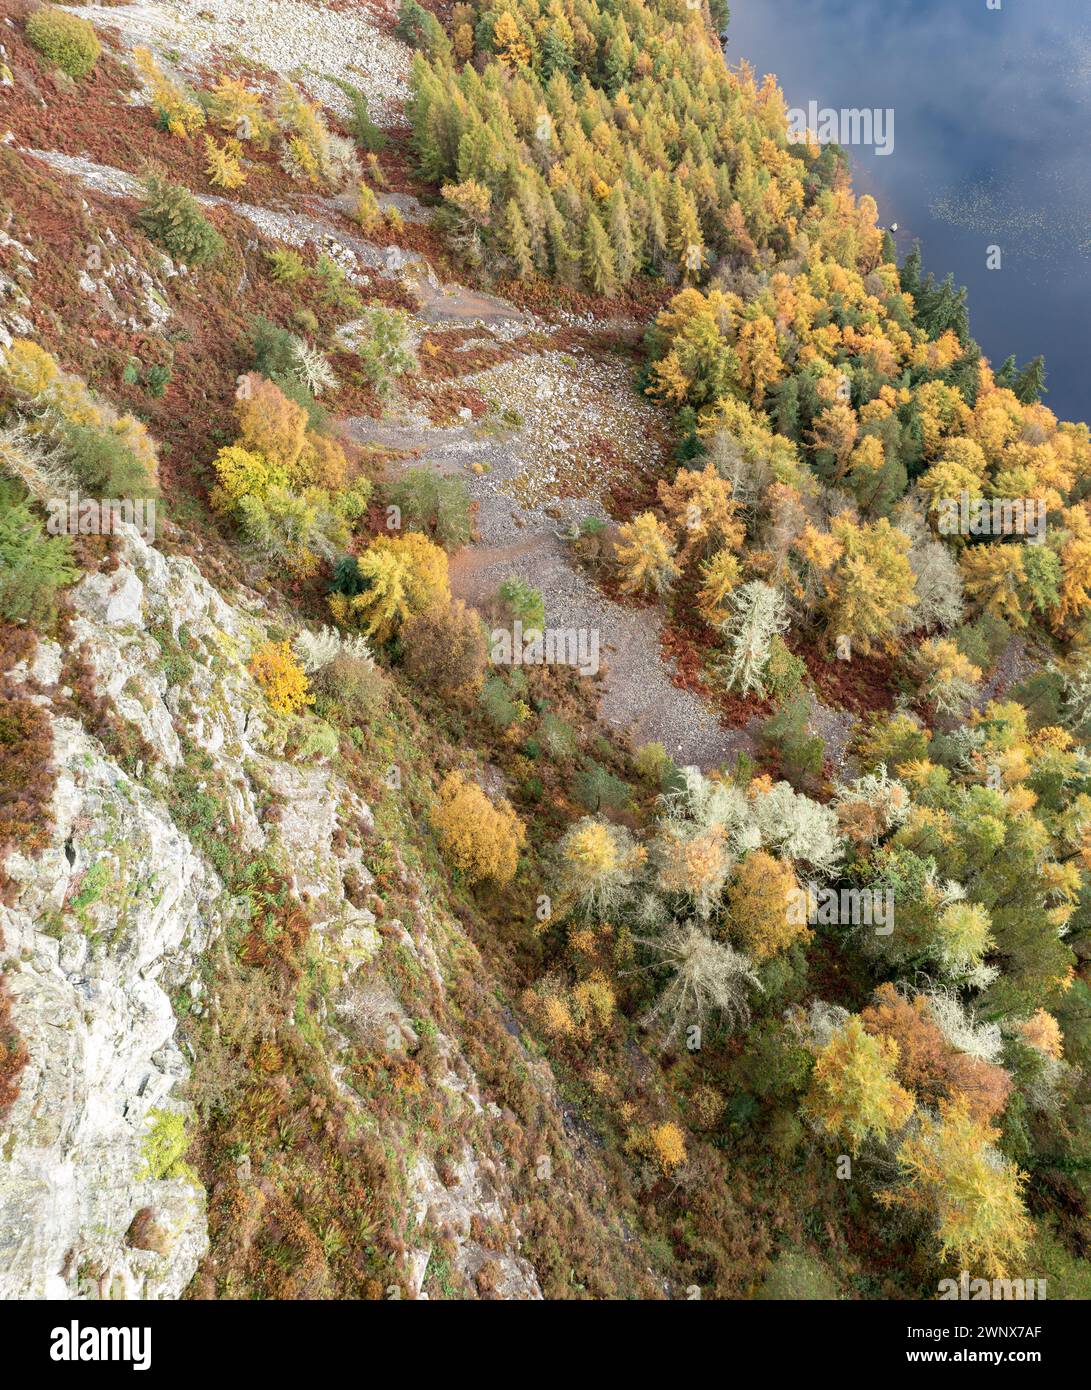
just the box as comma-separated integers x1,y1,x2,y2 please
59,0,410,123
344,347,750,770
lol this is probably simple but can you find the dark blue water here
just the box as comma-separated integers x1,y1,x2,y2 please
726,0,1091,424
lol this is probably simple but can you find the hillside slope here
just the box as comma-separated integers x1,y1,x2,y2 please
1,0,1090,1304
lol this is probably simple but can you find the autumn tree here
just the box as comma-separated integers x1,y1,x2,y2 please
559,817,642,918
883,1100,1032,1277
614,511,681,596
249,640,313,715
825,517,917,654
329,533,450,639
432,771,526,885
726,849,808,960
697,548,741,626
656,462,743,566
803,1015,915,1155
402,600,487,695
581,211,617,295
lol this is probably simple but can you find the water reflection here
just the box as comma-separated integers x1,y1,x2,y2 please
725,0,1090,422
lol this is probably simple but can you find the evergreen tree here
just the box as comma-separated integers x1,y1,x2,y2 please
899,242,922,298
503,198,534,277
606,185,636,284
1014,354,1048,404
995,354,1018,390
581,210,617,295
540,24,573,81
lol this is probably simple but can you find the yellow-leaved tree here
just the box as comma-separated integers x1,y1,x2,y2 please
697,548,742,627
803,1015,915,1155
614,512,680,596
559,818,643,918
656,462,743,566
882,1100,1032,1277
249,640,313,715
726,849,809,961
330,533,450,641
432,772,526,886
825,517,917,653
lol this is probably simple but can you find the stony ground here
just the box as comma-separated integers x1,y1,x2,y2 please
57,0,411,122
21,0,854,774
344,335,753,768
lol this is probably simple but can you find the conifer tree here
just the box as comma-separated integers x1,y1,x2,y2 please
582,210,618,295
606,185,636,285
1013,354,1048,404
503,198,534,278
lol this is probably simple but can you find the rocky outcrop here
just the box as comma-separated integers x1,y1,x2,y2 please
0,525,546,1298
0,704,222,1298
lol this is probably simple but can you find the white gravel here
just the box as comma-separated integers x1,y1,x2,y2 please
60,0,411,124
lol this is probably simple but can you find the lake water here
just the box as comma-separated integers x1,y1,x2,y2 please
726,0,1091,424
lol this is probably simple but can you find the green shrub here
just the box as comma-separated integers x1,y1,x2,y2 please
266,247,308,285
136,171,224,266
352,306,417,394
395,0,451,59
573,761,630,813
294,719,340,761
759,694,824,790
764,634,806,702
26,6,101,79
498,576,545,633
122,356,172,399
633,740,673,786
326,77,386,152
540,712,578,760
250,316,301,380
480,674,526,730
314,254,363,314
138,1108,198,1184
59,422,156,498
388,469,473,548
0,486,78,623
952,612,1010,672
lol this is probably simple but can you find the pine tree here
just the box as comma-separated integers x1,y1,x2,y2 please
606,185,636,285
1013,354,1048,404
581,210,617,295
994,354,1018,390
502,198,534,278
540,24,573,81
899,242,923,297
